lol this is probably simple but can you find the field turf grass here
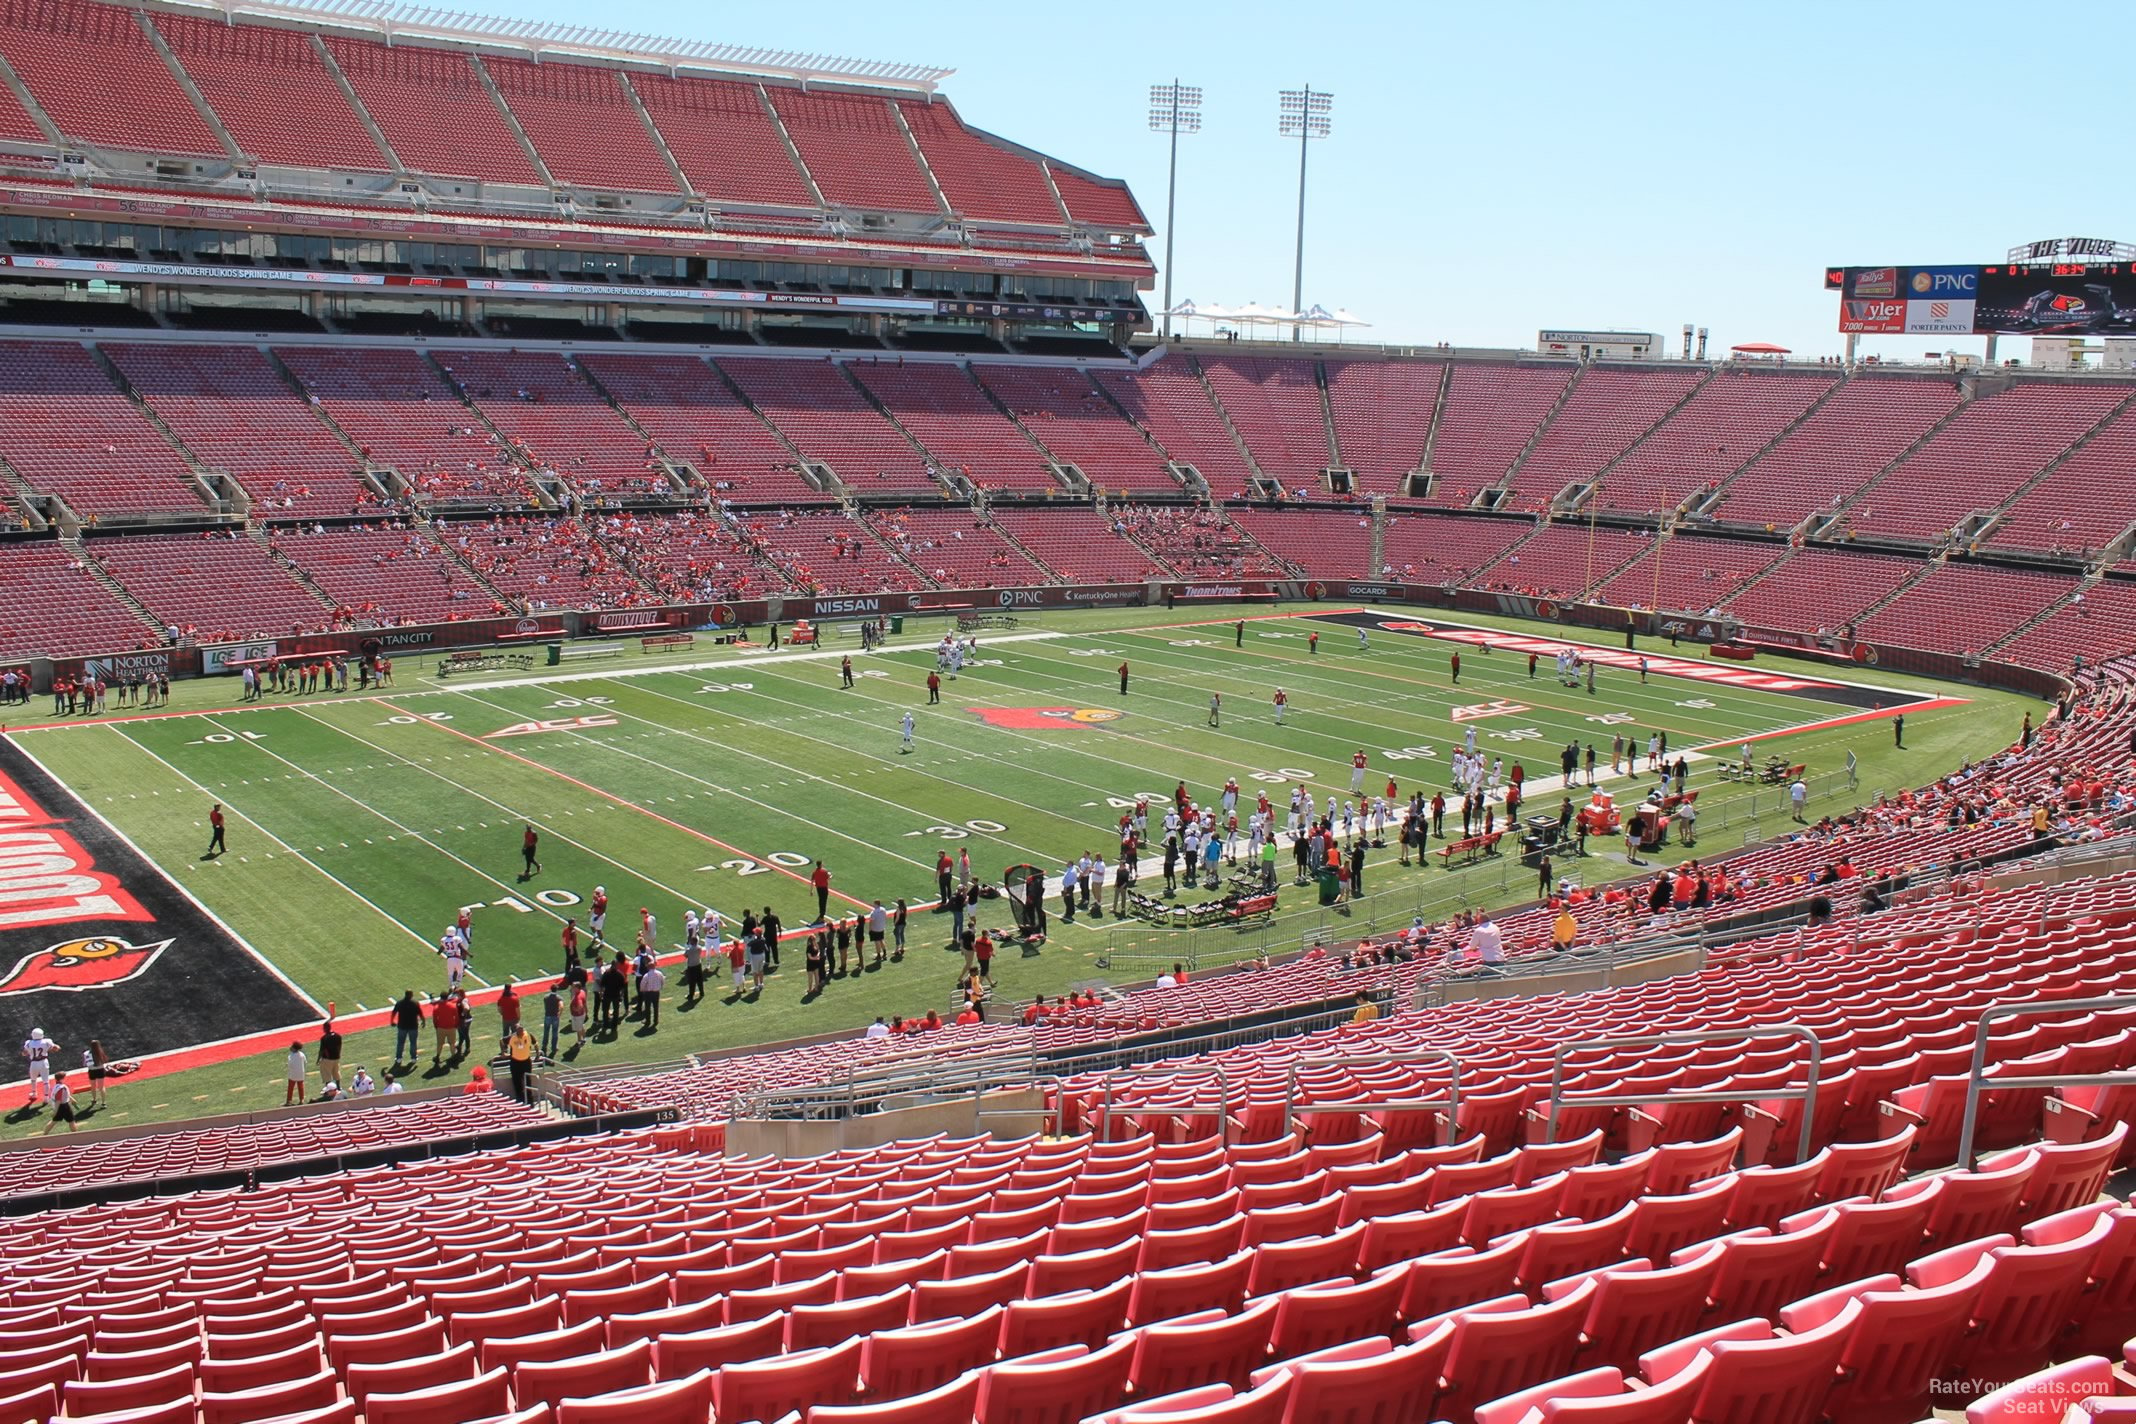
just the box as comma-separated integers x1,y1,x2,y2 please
2,604,2044,1133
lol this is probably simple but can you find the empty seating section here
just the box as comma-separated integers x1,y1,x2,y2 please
718,359,935,493
1225,507,1372,578
577,353,817,502
1847,384,2131,542
0,28,44,141
0,340,208,513
768,89,939,213
848,363,1058,493
20,860,2136,1424
275,347,536,506
900,101,1063,224
153,14,384,170
0,1090,540,1200
1719,547,1924,635
742,508,925,594
483,58,676,193
868,509,1050,587
1111,505,1286,578
1592,534,1784,613
1598,369,1836,515
988,509,1168,584
1110,364,1253,493
1424,364,1571,506
1324,359,1441,494
631,74,814,207
1506,366,1704,511
1990,399,2136,556
273,523,496,626
1714,375,1960,529
0,0,223,154
324,38,541,185
103,343,364,520
1377,511,1528,585
88,532,328,641
1060,873,2136,1163
1474,523,1653,599
597,510,793,602
1998,578,2136,674
976,367,1178,492
1048,163,1147,229
1200,357,1331,485
435,351,667,498
441,516,652,610
0,538,154,657
1860,563,2078,658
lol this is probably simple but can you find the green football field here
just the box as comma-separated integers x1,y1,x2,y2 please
2,604,2043,1131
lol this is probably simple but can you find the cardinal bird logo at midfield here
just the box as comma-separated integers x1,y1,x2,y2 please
0,935,173,995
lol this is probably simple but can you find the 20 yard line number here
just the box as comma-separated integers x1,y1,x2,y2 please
699,851,811,877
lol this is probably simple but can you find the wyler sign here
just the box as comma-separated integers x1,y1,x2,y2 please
0,741,313,1080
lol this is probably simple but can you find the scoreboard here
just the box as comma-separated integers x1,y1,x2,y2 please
1826,260,2136,335
1976,262,2136,335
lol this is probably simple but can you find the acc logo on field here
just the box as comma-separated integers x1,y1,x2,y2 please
0,936,173,996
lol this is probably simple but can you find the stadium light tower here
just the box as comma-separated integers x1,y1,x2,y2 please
1149,80,1201,340
1277,85,1332,341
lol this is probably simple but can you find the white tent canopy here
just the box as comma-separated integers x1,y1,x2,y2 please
1163,300,1371,339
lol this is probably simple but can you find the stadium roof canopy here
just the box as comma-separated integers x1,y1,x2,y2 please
154,0,954,91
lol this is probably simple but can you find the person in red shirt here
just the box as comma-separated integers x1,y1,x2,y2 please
1118,661,1130,695
955,1002,982,1027
206,803,226,858
1022,996,1046,1025
926,671,941,705
921,1009,942,1032
1451,651,1461,683
812,861,832,922
560,918,579,964
431,992,459,1066
521,823,542,879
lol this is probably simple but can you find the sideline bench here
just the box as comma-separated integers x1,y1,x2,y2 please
641,633,694,654
435,651,535,677
1435,832,1504,869
559,642,624,663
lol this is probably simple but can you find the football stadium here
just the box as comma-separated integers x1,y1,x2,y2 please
2,1,2136,1420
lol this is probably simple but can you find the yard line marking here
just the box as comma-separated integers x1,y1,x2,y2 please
370,698,875,910
80,727,428,990
287,708,732,923
193,711,597,965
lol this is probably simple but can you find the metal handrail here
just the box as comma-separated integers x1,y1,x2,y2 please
1954,994,2136,1168
1544,1024,1824,1163
974,1072,1062,1137
1097,1062,1234,1147
1280,1051,1462,1137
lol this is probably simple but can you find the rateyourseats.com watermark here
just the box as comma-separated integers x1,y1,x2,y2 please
1929,1378,2086,1414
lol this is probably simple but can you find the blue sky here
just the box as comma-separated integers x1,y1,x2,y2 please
485,0,2132,362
